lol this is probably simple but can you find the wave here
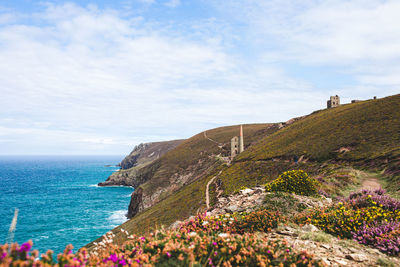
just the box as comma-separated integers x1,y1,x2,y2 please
107,210,127,225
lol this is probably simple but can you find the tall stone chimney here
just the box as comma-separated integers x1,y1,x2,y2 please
239,125,244,153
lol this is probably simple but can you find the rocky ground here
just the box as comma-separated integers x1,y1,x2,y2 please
172,187,400,266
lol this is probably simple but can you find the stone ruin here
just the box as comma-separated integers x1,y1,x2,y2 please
231,125,244,160
327,95,340,108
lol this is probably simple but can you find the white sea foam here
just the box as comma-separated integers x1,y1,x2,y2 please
89,184,99,187
108,210,127,225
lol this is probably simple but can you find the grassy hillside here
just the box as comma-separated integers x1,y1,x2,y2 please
240,95,400,162
87,94,400,250
119,123,276,215
216,94,400,195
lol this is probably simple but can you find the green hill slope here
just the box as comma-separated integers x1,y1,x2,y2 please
216,94,400,195
121,123,277,218
241,94,400,162
87,94,400,250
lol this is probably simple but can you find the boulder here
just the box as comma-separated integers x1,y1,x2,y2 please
301,224,319,232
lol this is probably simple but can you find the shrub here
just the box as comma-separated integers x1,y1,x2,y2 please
234,209,284,234
263,192,308,217
265,170,319,196
354,221,400,255
180,209,284,235
295,189,400,255
0,229,323,266
346,189,400,211
179,212,237,234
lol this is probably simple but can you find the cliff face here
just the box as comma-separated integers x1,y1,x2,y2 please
98,140,183,187
119,140,184,170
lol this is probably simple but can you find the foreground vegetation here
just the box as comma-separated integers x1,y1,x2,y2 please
3,169,400,266
296,188,400,255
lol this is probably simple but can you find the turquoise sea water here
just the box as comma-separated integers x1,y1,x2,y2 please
0,155,133,255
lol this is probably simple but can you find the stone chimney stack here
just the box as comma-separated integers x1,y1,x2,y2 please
239,125,244,153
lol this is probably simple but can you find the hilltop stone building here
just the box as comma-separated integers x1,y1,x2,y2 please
327,95,340,108
231,136,239,159
231,125,244,159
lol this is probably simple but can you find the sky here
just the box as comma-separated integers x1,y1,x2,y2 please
0,0,399,155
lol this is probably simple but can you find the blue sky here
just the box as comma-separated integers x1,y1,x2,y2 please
0,0,399,155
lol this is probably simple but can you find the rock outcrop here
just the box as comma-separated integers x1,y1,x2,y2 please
98,139,183,187
119,140,184,170
127,188,143,218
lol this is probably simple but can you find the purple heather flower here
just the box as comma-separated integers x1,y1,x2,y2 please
267,250,271,254
212,242,217,246
109,254,118,263
119,259,127,265
166,252,171,258
136,259,140,263
1,252,7,259
19,242,32,252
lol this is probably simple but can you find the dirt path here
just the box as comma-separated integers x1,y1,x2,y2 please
206,171,222,210
203,131,222,146
356,170,382,191
361,178,382,190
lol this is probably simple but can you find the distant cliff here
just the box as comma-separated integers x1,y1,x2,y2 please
98,140,184,187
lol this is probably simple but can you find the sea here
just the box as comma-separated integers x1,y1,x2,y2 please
0,155,133,255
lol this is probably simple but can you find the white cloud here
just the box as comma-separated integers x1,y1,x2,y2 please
138,0,156,4
2,1,396,155
165,0,181,8
214,0,400,89
0,2,317,154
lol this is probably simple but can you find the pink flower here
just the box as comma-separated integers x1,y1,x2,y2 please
107,254,118,263
19,242,31,252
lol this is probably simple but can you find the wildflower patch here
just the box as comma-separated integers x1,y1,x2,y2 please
0,226,323,266
265,170,320,196
295,189,400,255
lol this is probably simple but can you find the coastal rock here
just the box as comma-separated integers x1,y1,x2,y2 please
98,139,183,187
120,140,183,170
127,188,143,219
